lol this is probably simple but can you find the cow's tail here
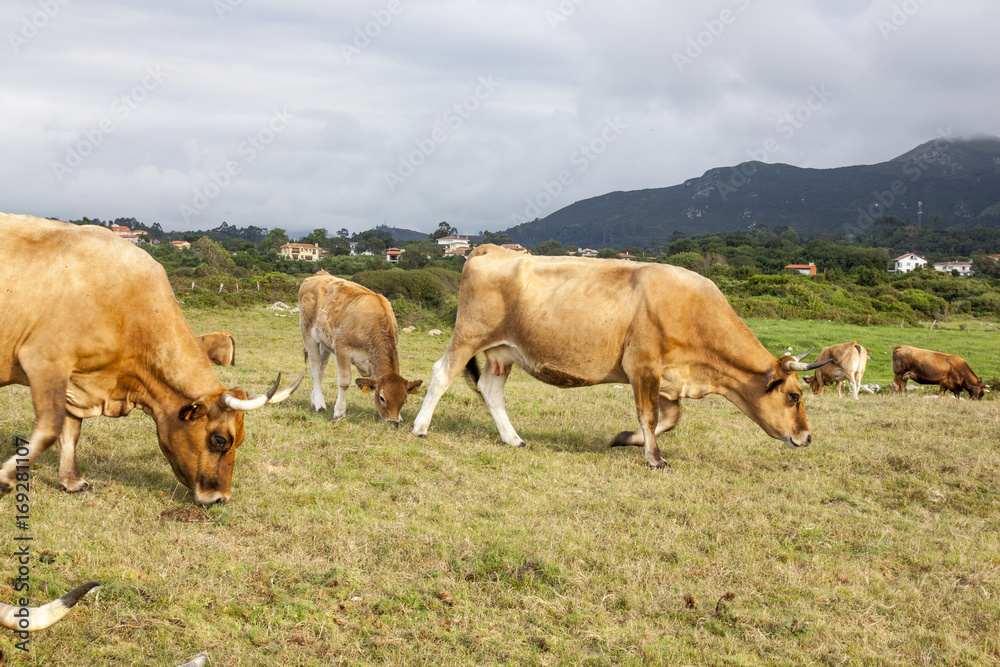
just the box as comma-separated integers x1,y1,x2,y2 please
466,355,482,394
0,581,100,632
228,334,236,366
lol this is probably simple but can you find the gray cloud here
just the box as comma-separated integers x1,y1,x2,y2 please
2,0,998,238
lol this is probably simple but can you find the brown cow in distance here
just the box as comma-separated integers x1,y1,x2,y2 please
806,341,869,399
197,331,236,366
411,244,830,468
299,271,422,424
0,213,302,506
892,345,986,399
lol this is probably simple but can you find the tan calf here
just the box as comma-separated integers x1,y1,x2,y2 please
299,271,422,424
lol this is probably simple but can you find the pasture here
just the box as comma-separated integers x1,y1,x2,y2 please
2,307,999,665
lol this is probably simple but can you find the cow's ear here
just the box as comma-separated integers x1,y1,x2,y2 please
764,371,783,394
356,378,376,394
406,379,423,394
179,401,209,421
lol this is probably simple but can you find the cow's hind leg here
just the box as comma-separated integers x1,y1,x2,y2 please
477,361,525,447
611,395,679,449
412,341,481,438
0,374,67,496
306,339,331,412
57,415,89,493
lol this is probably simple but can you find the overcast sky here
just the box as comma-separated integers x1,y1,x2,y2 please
2,0,998,239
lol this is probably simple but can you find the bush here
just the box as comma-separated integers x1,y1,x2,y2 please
353,268,451,305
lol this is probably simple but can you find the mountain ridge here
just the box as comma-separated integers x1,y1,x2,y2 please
501,135,1000,249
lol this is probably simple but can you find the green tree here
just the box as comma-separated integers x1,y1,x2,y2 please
259,228,289,256
534,240,567,256
193,236,237,273
480,230,513,245
429,221,458,240
597,248,618,259
300,228,329,248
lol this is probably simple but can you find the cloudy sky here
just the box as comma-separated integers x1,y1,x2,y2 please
2,0,998,238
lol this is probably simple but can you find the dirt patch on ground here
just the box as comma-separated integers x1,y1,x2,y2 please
159,506,209,523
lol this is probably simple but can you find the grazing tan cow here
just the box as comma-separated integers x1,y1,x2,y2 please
0,214,302,505
806,341,869,399
299,271,422,424
1,582,99,634
196,331,236,366
892,345,986,399
412,245,830,467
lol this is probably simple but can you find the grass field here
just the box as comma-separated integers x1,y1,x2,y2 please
2,307,999,666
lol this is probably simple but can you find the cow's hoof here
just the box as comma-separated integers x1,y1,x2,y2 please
510,440,527,448
647,460,672,471
59,480,91,493
0,481,11,497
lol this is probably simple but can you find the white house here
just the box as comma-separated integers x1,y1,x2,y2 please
893,252,928,273
385,247,404,263
436,235,470,253
934,260,973,276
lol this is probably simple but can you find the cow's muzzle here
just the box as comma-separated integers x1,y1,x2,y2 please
785,433,812,448
194,489,229,506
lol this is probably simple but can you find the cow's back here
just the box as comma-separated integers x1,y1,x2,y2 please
0,214,193,386
299,273,398,355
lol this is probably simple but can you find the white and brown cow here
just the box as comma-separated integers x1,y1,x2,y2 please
196,331,236,366
806,341,869,399
0,213,301,505
298,271,422,424
411,244,829,467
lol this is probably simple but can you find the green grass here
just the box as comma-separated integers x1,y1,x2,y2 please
2,308,999,665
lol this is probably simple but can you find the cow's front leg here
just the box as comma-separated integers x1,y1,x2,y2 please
631,375,668,469
412,342,481,438
478,360,525,448
58,415,89,493
333,350,353,418
611,394,679,449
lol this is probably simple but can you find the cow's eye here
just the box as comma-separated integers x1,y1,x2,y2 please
789,393,801,404
210,434,229,453
379,394,387,404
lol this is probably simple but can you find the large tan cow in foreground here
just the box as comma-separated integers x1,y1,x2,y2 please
196,331,236,366
806,341,869,399
412,245,829,467
0,214,301,505
299,271,422,424
892,345,986,399
1,581,99,634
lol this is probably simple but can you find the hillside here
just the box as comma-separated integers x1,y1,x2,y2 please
504,136,1000,249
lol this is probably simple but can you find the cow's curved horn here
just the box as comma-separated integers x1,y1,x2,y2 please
783,357,832,373
222,373,282,411
1,581,99,632
266,369,306,404
793,346,815,362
